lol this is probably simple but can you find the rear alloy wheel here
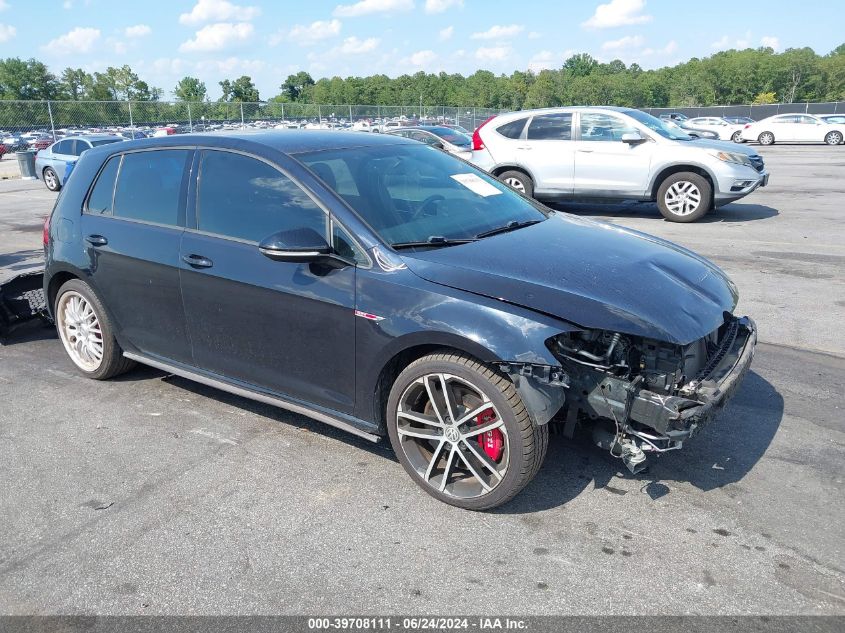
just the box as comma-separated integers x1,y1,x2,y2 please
656,172,712,223
824,131,843,145
498,170,534,198
55,279,135,380
758,131,775,146
386,352,547,510
43,167,61,192
731,131,744,143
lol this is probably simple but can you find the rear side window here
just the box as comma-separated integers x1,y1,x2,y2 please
86,156,121,216
527,113,573,140
197,150,327,243
113,150,190,226
53,140,72,154
496,118,527,139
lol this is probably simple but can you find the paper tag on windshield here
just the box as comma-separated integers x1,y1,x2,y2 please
450,173,503,197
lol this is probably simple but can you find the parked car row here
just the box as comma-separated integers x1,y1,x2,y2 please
34,135,125,191
740,113,845,145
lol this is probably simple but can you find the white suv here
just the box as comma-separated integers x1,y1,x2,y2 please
470,106,769,222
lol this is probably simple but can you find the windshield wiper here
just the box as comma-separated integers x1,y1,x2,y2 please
475,219,542,239
391,236,478,250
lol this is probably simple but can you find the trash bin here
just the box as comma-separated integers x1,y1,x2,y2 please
16,150,37,180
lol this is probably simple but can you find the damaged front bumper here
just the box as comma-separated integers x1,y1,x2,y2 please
621,316,756,440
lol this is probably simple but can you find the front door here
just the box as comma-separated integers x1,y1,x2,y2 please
573,112,654,197
81,148,193,363
179,149,357,413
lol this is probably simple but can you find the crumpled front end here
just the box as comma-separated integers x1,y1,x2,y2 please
546,315,757,473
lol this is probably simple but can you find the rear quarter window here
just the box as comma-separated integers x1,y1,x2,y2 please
113,150,190,226
86,155,121,216
496,118,527,139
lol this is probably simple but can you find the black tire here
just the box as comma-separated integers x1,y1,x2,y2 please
54,279,135,380
386,351,547,511
731,131,743,143
656,171,712,223
497,169,534,198
824,130,843,145
43,167,61,191
758,131,775,146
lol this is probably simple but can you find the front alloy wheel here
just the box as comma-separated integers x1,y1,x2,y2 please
386,352,547,510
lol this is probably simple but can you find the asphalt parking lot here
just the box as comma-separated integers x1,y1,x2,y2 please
0,145,843,615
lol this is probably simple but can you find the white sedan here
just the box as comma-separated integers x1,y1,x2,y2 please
686,117,746,142
740,113,844,146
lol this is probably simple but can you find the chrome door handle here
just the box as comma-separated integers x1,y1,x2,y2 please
577,149,594,153
181,254,214,268
84,234,108,246
516,146,533,150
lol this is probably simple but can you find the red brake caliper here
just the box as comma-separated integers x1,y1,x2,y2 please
475,408,503,462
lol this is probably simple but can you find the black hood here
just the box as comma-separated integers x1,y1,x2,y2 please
400,213,738,345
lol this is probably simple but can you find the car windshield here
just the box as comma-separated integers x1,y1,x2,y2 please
427,127,471,147
296,144,547,249
90,138,122,147
626,109,693,141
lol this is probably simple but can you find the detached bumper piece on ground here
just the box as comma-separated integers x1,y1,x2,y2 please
0,254,48,342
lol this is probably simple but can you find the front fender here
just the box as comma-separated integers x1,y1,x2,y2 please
352,267,576,426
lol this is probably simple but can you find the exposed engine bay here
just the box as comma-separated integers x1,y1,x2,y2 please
501,315,756,474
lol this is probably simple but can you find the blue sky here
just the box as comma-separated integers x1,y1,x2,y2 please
0,0,842,99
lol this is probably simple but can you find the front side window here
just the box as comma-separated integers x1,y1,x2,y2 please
197,150,326,243
579,113,638,142
86,155,121,216
296,144,547,248
113,149,190,226
527,113,573,140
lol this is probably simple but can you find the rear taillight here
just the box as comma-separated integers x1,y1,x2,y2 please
744,124,751,129
42,215,50,247
472,116,496,151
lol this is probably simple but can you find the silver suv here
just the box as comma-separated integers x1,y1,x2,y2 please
470,106,769,222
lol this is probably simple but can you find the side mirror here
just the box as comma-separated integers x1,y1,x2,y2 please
621,132,646,144
686,131,701,139
258,228,333,263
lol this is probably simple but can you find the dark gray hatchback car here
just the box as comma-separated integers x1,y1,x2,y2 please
43,131,756,510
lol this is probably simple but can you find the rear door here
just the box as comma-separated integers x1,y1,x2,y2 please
518,112,575,194
81,148,194,363
179,149,357,413
573,111,654,197
794,115,823,142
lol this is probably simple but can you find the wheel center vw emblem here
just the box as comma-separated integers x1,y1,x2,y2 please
444,426,460,443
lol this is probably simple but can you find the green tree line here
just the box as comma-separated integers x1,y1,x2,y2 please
1,44,843,107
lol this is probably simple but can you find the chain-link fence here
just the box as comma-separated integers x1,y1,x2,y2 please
0,100,503,145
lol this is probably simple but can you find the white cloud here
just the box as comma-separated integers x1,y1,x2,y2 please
528,50,554,73
338,36,380,53
439,25,453,41
406,49,437,66
179,22,254,52
761,35,780,51
179,0,260,26
333,0,414,18
528,31,541,39
582,0,652,29
712,31,752,51
641,40,677,56
63,0,72,8
0,1,8,11
42,27,100,55
601,35,644,50
124,24,152,38
271,19,342,46
0,23,15,43
109,39,128,54
475,45,511,62
424,0,462,13
471,24,524,40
